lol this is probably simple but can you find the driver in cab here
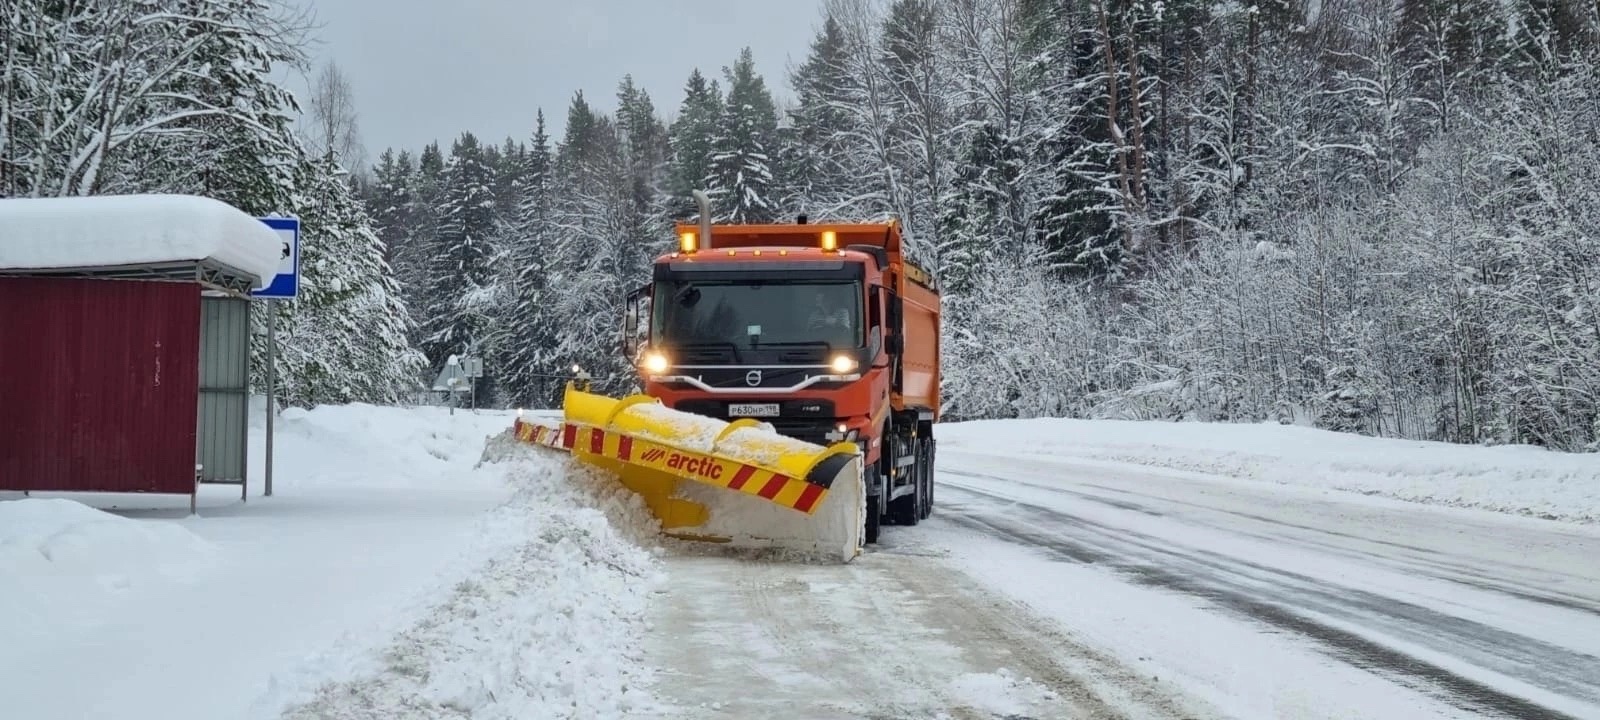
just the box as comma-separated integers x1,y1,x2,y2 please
806,290,850,331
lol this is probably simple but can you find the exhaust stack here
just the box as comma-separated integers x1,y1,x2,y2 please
692,189,712,249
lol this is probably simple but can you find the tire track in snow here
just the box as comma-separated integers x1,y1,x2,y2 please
1072,478,1600,617
638,549,1208,720
937,473,1592,720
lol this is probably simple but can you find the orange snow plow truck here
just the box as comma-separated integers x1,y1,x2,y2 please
511,192,941,562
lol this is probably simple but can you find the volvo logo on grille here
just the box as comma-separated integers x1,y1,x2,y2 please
745,370,762,386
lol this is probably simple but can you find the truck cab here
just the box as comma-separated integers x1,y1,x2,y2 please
622,217,940,542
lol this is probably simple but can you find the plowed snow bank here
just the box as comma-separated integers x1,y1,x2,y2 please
0,403,669,720
272,442,668,719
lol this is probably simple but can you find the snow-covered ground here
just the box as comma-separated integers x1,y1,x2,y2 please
5,406,1598,720
0,401,662,720
943,417,1600,524
926,422,1600,720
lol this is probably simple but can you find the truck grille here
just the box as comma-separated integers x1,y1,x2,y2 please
671,400,837,445
760,419,836,445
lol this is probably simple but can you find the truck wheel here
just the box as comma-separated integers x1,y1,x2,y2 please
924,437,934,519
889,462,921,527
864,466,882,544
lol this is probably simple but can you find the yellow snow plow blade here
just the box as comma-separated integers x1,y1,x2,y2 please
512,383,865,562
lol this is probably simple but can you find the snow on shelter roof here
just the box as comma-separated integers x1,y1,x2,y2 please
0,194,283,292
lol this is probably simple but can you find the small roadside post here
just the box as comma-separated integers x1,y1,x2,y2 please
252,216,300,498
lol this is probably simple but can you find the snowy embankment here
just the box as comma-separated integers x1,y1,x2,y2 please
942,418,1600,524
0,402,665,720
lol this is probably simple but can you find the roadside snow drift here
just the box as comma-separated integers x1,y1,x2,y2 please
0,402,667,720
943,418,1600,523
0,497,218,648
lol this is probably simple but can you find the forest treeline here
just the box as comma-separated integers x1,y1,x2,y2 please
6,0,1600,450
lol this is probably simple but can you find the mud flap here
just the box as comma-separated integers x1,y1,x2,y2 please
510,384,865,562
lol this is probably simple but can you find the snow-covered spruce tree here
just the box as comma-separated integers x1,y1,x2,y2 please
783,13,862,218
419,132,500,399
707,47,783,223
491,136,529,224
1019,0,1121,278
615,75,675,272
270,153,426,407
491,110,564,409
366,149,416,280
666,70,723,217
397,142,447,348
545,92,637,394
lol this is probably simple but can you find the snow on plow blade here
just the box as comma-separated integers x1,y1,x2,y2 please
511,383,865,562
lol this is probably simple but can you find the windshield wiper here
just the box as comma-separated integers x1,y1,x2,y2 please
678,341,743,363
757,340,835,351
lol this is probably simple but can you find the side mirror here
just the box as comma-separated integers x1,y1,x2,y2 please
887,293,903,329
886,333,904,354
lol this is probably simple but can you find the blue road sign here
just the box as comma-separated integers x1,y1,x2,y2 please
252,217,300,299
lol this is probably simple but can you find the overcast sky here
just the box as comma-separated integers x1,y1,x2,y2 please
280,0,826,162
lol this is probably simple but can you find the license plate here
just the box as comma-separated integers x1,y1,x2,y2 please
728,403,780,417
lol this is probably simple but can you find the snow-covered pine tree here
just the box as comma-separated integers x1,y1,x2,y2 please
667,69,724,216
547,92,634,393
272,152,426,407
707,47,783,223
492,136,529,223
420,132,500,399
784,13,863,218
366,148,416,277
403,142,446,346
493,110,562,408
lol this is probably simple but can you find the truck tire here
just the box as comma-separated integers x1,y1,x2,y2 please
864,465,882,544
924,437,933,519
889,464,921,527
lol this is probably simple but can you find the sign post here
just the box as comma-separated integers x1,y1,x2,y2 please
433,355,474,415
252,217,300,498
462,356,483,410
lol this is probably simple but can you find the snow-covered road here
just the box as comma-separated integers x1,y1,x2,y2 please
927,447,1600,720
640,547,1202,719
8,404,1599,720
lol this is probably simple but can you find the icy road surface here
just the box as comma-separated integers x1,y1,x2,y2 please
927,447,1600,720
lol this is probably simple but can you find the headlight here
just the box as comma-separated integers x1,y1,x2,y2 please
829,354,858,373
642,351,669,374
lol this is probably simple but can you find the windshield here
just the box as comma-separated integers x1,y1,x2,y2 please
652,280,863,350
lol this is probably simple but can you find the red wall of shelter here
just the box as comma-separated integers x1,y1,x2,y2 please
0,276,201,494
